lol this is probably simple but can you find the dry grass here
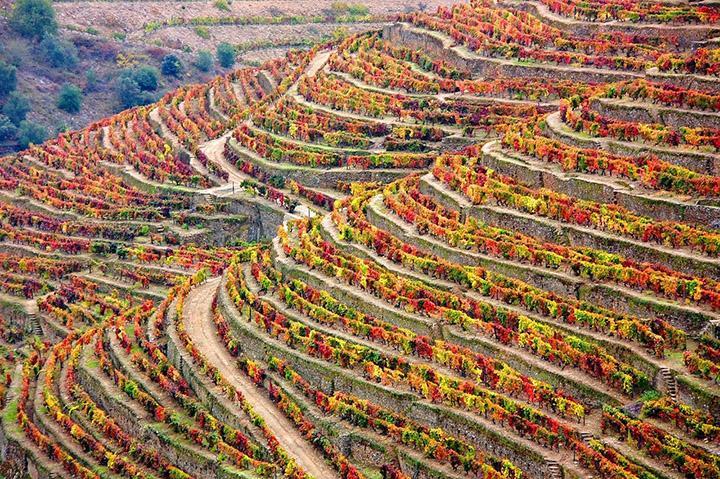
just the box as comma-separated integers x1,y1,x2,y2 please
55,0,459,35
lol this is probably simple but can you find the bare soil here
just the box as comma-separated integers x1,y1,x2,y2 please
182,277,340,479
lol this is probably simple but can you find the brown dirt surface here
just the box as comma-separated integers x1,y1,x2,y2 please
55,0,458,35
182,277,340,479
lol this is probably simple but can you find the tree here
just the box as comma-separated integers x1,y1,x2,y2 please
2,92,30,125
40,35,78,69
57,84,82,113
116,76,155,109
161,54,183,77
0,115,17,141
17,120,47,148
216,43,236,68
117,77,141,109
132,66,159,91
10,0,57,39
84,70,98,92
194,50,213,72
0,62,17,98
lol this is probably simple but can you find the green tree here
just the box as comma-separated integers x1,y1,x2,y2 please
161,54,183,77
116,77,141,109
17,120,47,148
132,66,159,91
0,115,17,141
57,83,82,113
10,0,57,39
40,35,78,69
0,62,17,98
216,42,236,68
194,50,213,72
115,76,155,109
2,92,30,125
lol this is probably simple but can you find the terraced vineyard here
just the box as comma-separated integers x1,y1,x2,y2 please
2,1,720,478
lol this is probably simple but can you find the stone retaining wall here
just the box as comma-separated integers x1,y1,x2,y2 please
219,274,554,479
228,140,415,188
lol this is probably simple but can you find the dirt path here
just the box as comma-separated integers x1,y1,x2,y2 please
182,277,339,479
199,133,246,185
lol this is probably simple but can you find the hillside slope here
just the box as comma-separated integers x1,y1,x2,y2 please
0,1,719,479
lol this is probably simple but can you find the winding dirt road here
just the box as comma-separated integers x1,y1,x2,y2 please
182,277,339,479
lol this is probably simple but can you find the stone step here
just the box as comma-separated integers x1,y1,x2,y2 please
225,138,416,189
75,343,233,479
659,367,679,401
26,313,43,336
591,97,720,131
500,0,720,49
545,111,720,176
272,231,625,409
418,172,720,282
219,270,569,478
2,363,69,478
545,460,563,479
364,192,720,333
481,140,720,228
385,22,720,93
579,431,594,444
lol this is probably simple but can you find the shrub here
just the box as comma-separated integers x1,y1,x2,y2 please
40,35,78,69
17,120,47,148
347,3,369,16
2,39,28,68
84,70,98,92
131,66,160,91
330,2,369,17
2,92,30,125
214,0,230,12
194,50,213,72
194,26,210,39
116,76,155,109
0,62,17,98
0,115,17,141
57,84,82,113
144,21,162,33
216,42,236,68
10,0,57,39
161,54,183,77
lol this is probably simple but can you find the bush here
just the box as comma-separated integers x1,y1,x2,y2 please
2,92,30,125
40,35,78,69
194,50,213,72
116,76,155,109
329,2,369,17
216,42,236,68
0,115,17,141
161,54,183,77
10,0,57,39
214,0,230,11
57,83,82,113
132,65,160,91
194,26,210,39
84,70,98,92
0,62,17,98
2,39,28,68
17,120,47,148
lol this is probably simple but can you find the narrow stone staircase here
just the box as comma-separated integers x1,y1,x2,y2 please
546,460,563,479
659,368,678,401
26,313,43,336
579,431,594,444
